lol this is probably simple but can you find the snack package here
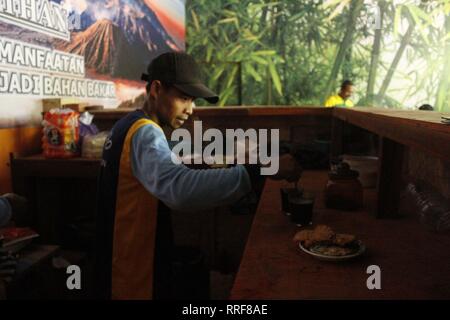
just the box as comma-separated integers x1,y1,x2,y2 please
42,108,80,158
79,111,99,149
81,131,109,159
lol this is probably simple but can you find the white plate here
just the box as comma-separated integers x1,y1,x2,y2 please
299,240,366,262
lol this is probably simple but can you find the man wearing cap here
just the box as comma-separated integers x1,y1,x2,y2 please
95,52,301,300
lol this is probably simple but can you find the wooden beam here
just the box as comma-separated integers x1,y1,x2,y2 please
376,137,405,218
331,117,344,158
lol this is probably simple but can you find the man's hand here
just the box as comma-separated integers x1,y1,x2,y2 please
0,252,17,284
269,154,302,182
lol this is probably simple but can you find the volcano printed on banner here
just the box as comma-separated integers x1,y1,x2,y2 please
57,0,184,79
56,19,148,79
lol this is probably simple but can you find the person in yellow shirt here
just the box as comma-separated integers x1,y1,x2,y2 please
325,80,354,108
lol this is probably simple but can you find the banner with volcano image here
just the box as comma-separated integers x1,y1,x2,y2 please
0,0,185,127
55,0,186,100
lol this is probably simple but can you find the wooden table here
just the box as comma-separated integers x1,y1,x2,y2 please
230,171,450,299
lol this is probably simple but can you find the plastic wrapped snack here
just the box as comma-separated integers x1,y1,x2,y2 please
78,111,99,149
42,108,80,158
81,131,109,159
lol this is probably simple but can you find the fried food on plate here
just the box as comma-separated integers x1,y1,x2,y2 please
309,225,334,244
293,225,357,249
293,230,312,243
334,233,356,246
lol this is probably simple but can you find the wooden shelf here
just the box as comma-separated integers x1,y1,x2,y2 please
11,155,101,178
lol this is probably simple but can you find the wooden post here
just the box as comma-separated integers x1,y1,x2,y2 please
331,117,343,159
375,136,404,218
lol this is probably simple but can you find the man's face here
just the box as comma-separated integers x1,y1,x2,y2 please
340,85,353,100
152,82,195,129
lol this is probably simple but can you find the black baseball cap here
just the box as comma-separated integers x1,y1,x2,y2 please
141,52,219,104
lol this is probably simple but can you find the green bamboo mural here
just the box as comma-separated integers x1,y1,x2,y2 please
186,0,450,112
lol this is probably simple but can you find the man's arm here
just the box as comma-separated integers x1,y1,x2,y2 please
130,125,252,211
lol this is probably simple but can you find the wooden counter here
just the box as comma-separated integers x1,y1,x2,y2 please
92,105,450,160
91,106,332,119
230,171,450,299
91,107,333,145
11,106,450,236
333,107,450,162
331,107,450,218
